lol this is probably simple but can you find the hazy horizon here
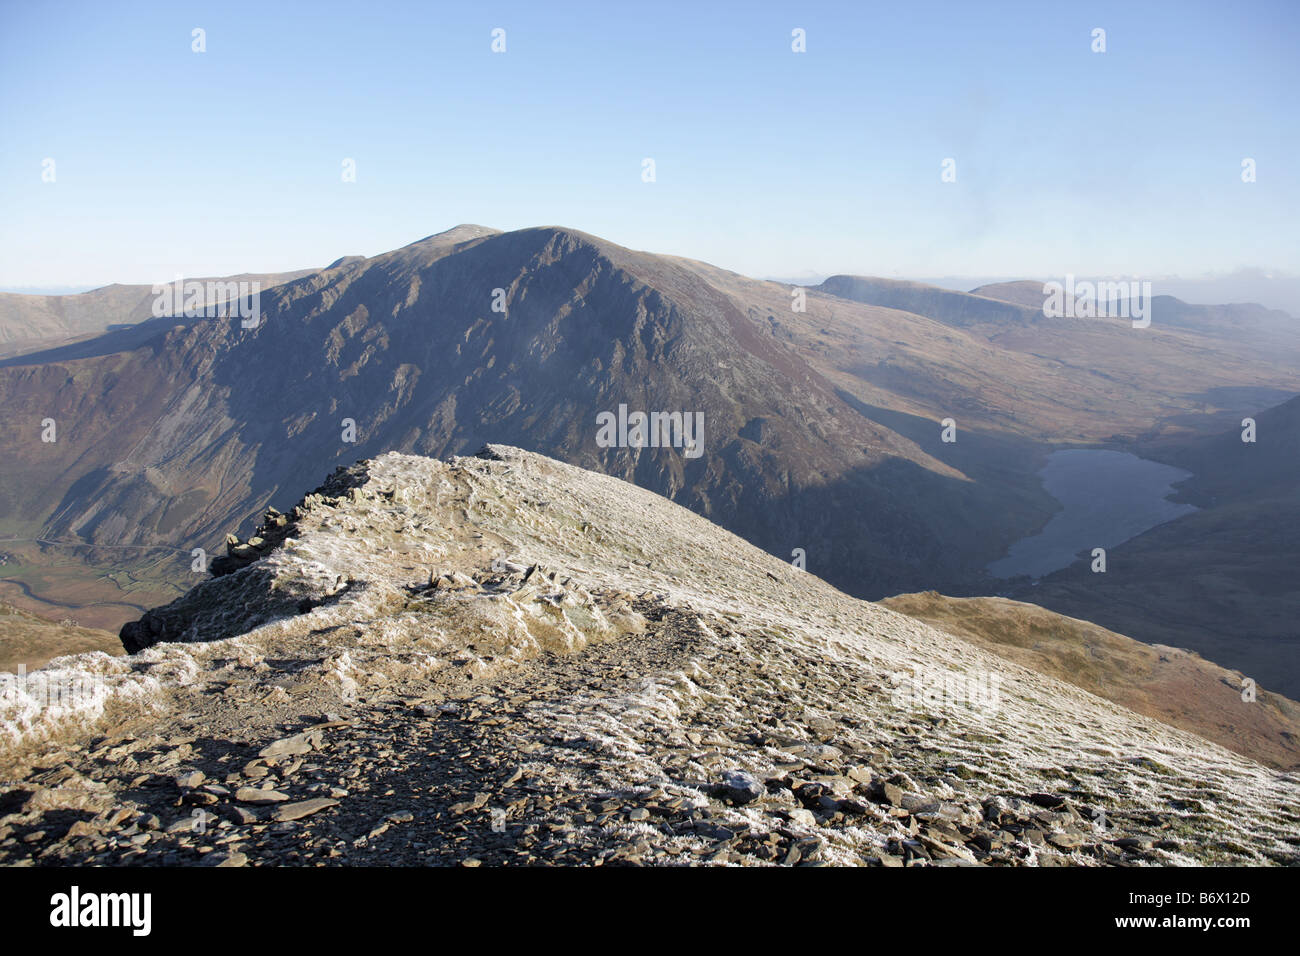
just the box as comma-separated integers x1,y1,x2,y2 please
2,0,1297,289
4,248,1298,316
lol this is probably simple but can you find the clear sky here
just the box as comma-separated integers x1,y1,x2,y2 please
1,0,1296,287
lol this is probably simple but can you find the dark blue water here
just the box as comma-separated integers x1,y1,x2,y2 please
988,449,1197,579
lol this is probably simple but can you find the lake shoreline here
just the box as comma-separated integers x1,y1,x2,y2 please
988,449,1198,580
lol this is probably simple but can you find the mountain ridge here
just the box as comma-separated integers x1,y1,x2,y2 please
2,446,1296,867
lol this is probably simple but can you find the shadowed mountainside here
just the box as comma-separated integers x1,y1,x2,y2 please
1,225,1297,678
0,225,1038,620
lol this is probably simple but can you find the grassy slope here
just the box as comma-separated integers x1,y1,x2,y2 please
0,600,122,673
881,591,1300,771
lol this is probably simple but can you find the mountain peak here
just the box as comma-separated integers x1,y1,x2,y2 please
406,224,502,248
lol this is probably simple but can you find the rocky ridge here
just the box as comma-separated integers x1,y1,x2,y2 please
1,446,1297,866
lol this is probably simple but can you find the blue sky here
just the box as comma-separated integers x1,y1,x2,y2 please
1,0,1296,287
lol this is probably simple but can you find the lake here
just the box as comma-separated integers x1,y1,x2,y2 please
988,449,1198,579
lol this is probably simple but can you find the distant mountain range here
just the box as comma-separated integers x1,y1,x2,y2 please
766,272,1300,319
0,224,1297,699
0,270,317,359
